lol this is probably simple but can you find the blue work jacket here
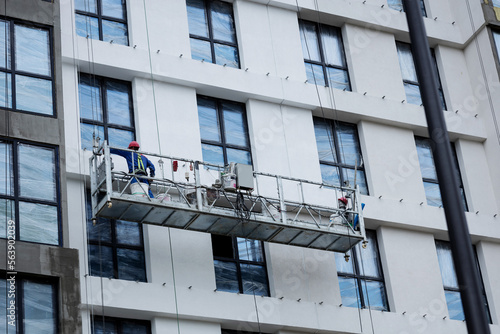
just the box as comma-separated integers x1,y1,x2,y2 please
110,148,156,179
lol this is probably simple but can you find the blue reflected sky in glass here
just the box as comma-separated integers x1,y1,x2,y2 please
314,119,336,162
102,0,125,19
305,63,325,86
15,25,50,76
18,144,56,202
214,260,239,292
338,276,361,308
211,0,236,43
15,75,53,115
81,123,104,150
102,20,128,45
241,264,268,296
445,291,465,320
75,0,97,13
237,238,263,262
343,168,368,195
361,280,388,311
226,148,251,165
108,128,134,148
214,43,238,68
436,241,459,288
321,26,344,66
299,21,321,61
397,43,418,82
202,144,224,166
19,201,58,245
424,182,442,207
0,142,13,195
327,67,350,91
320,164,340,187
0,20,10,70
198,98,220,142
415,139,437,179
335,251,355,274
115,220,141,246
387,0,403,11
106,80,131,126
187,0,209,38
354,233,380,277
223,103,247,146
79,75,103,121
336,123,361,166
88,244,114,277
0,72,12,108
76,14,99,40
117,248,146,281
190,38,212,62
0,199,14,239
404,83,423,105
23,281,56,334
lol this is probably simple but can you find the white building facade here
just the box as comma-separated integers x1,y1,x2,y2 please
56,0,500,333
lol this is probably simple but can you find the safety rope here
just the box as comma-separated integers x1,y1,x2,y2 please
168,228,181,334
142,0,163,156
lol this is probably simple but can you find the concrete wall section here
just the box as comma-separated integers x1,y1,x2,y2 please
358,121,426,202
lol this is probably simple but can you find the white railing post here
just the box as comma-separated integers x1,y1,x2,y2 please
194,161,203,211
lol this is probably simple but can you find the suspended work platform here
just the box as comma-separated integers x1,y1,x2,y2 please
90,143,366,253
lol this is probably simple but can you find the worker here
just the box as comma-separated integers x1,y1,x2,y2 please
110,141,156,198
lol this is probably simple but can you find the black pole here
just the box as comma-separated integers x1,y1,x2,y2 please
402,1,491,333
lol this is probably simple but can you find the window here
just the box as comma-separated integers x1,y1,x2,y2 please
0,139,60,245
186,0,239,68
396,42,446,109
0,276,58,333
92,316,151,334
387,0,427,16
299,20,350,90
0,19,54,116
493,31,500,63
86,196,147,282
335,230,388,310
313,118,368,195
435,240,491,322
414,137,467,209
75,0,128,46
79,73,135,150
212,235,269,296
197,96,251,166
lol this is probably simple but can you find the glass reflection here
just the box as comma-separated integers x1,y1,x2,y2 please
299,21,321,61
305,63,326,86
226,148,251,165
214,260,239,292
190,38,212,62
106,80,131,126
214,43,238,68
15,25,50,76
76,14,99,40
187,0,209,37
198,98,220,142
211,0,236,43
223,103,247,146
202,144,224,166
81,123,104,150
102,20,128,45
102,0,125,19
108,127,134,149
117,248,146,281
0,141,13,195
18,144,56,202
75,0,97,13
79,75,103,121
19,201,58,245
23,281,56,334
16,75,53,115
0,71,12,108
0,20,10,70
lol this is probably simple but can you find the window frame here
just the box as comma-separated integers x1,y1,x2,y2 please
187,0,240,68
79,73,136,150
435,240,491,323
0,18,56,117
299,20,351,90
0,137,62,246
86,193,148,282
414,137,468,210
492,30,500,67
211,235,270,297
313,118,368,194
336,230,389,311
91,315,152,334
1,274,59,333
197,95,252,166
75,0,129,45
396,42,446,110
